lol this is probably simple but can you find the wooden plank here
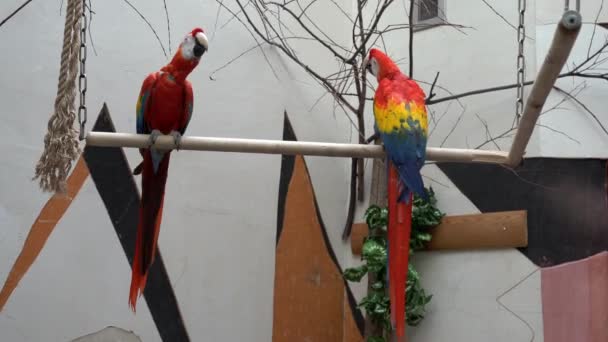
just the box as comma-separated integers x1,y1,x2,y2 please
350,223,368,256
351,210,528,255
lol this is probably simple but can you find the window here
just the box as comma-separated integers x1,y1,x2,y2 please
412,0,446,31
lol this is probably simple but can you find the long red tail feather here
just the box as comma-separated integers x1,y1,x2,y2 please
387,161,399,328
387,161,412,339
129,150,171,312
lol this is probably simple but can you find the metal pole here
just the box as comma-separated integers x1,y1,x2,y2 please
507,10,582,167
86,131,509,164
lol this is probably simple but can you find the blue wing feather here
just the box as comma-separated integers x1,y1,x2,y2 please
179,81,194,136
381,125,428,203
136,72,160,135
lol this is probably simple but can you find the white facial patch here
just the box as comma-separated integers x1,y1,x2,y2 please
370,58,379,77
180,35,196,60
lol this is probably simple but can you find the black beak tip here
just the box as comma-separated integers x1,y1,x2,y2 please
193,45,206,57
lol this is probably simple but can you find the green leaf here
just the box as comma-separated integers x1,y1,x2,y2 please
365,205,388,231
371,281,384,290
343,265,368,282
367,337,386,342
343,186,444,334
405,264,433,326
362,239,387,273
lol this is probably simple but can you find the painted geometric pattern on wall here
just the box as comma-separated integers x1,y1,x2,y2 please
273,114,364,341
438,159,608,267
438,160,608,341
0,106,364,341
83,106,190,341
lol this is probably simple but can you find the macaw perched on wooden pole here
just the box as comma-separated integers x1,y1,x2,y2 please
364,48,429,338
129,28,208,312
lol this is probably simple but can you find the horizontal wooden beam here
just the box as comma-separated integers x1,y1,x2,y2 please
350,210,528,255
85,132,509,164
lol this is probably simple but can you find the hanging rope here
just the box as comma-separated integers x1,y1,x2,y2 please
33,0,83,193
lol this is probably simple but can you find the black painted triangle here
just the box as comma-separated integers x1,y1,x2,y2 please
83,103,190,342
438,159,608,267
276,111,296,246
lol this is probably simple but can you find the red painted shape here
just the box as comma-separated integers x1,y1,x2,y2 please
541,251,608,342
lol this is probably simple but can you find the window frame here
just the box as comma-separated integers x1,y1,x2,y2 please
412,0,446,32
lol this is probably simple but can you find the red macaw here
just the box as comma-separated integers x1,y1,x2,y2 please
129,28,208,312
365,48,428,338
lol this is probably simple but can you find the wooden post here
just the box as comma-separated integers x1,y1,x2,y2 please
364,140,388,340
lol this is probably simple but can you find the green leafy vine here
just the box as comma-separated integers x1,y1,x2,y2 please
344,187,444,341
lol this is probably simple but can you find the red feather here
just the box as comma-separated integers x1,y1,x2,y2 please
129,150,171,312
129,28,201,312
190,27,205,36
387,160,412,338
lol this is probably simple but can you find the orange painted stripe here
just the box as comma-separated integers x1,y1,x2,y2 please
0,155,89,311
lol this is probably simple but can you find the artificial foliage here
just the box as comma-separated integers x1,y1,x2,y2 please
344,187,444,341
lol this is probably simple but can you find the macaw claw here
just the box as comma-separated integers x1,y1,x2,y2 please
169,131,182,150
148,129,162,148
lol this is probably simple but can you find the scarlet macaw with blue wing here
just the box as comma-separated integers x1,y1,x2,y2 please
129,28,208,312
365,48,429,338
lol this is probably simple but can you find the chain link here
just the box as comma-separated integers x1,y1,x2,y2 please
564,0,581,12
515,0,526,124
78,0,87,140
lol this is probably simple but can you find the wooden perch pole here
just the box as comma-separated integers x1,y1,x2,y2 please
85,11,581,168
86,132,509,164
507,10,582,167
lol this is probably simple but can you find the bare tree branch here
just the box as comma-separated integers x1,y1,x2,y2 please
0,0,33,29
408,0,414,77
554,85,608,135
162,0,172,55
122,0,168,58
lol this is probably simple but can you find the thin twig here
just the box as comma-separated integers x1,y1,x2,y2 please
162,0,172,55
122,0,168,58
440,106,466,147
536,123,580,144
0,0,34,29
408,0,414,77
209,44,259,80
587,0,604,59
86,0,98,56
426,71,440,102
554,85,608,135
475,113,501,150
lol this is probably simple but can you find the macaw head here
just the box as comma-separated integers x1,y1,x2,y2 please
363,48,400,81
179,27,209,61
165,28,209,77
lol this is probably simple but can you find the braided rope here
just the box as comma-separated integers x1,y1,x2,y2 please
33,0,82,193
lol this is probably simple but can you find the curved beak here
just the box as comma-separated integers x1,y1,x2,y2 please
193,32,209,57
362,56,371,74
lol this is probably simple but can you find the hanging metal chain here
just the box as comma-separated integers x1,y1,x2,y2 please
515,0,526,124
564,0,581,12
77,0,87,140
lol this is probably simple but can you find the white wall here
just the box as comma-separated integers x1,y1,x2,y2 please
534,0,608,158
0,1,285,340
0,0,606,341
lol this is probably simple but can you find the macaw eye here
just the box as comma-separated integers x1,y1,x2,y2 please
369,59,379,76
